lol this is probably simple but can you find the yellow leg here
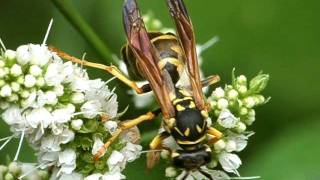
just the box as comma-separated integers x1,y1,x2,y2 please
207,127,223,145
201,75,220,88
49,46,149,94
93,112,156,161
147,132,169,169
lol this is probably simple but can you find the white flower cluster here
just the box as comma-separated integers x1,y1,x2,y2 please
0,44,142,179
0,162,48,180
163,70,269,180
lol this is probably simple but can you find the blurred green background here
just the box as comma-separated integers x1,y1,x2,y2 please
0,0,319,179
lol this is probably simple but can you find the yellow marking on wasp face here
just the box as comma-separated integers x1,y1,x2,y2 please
184,128,190,136
172,97,192,105
196,125,203,133
189,101,196,108
177,135,206,145
176,104,186,111
157,57,182,70
201,110,209,118
150,34,176,43
174,127,184,136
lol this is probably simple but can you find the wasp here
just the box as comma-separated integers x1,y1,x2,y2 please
50,0,223,178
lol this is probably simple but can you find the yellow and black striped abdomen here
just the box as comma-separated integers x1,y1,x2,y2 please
121,32,185,83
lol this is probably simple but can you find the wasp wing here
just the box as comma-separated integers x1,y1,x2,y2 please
166,0,206,110
123,0,175,118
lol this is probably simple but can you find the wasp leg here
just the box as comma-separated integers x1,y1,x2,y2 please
207,127,223,145
147,131,170,169
49,46,151,94
93,111,157,161
201,75,220,88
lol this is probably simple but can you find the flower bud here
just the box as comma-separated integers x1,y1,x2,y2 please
245,116,255,125
239,107,248,116
243,97,255,108
0,165,8,175
238,85,247,95
5,50,16,60
71,92,85,104
4,173,14,180
160,150,170,159
21,90,30,98
7,94,18,102
16,76,24,84
249,73,269,93
0,85,12,97
24,74,36,88
0,60,5,67
10,82,20,92
227,89,238,99
45,91,58,105
0,80,5,87
213,87,225,99
237,75,247,85
236,121,247,133
214,139,226,151
8,162,21,176
0,68,6,78
217,98,228,109
209,100,217,109
248,109,256,117
54,85,64,96
36,77,45,87
29,65,42,77
165,167,177,178
10,64,22,77
16,45,31,65
207,159,218,169
71,119,83,131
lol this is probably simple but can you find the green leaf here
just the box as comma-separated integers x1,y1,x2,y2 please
248,72,269,94
78,119,99,133
242,116,320,179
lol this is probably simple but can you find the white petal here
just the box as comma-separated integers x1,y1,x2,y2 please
217,109,239,128
218,152,242,175
121,142,142,162
102,166,125,180
107,151,125,171
52,108,72,123
104,121,118,134
59,172,83,180
92,138,104,155
25,108,53,128
81,100,102,118
59,149,76,165
2,106,22,125
84,173,103,180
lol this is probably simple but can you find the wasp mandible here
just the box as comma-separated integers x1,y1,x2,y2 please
50,0,223,177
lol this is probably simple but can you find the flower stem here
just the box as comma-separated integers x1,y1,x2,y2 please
51,0,117,64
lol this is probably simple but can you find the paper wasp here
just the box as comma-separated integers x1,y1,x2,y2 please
50,0,223,178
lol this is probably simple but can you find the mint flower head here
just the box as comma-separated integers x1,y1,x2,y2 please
0,44,142,179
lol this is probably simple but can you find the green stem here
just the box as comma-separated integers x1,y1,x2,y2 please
51,0,117,64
